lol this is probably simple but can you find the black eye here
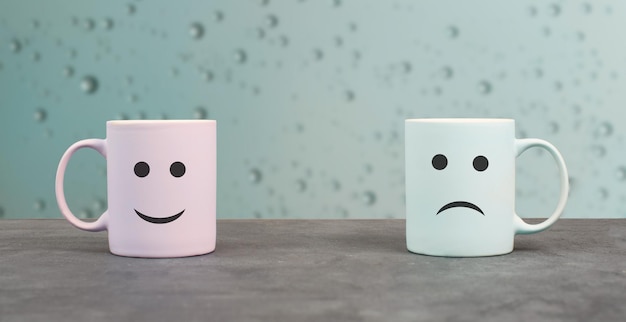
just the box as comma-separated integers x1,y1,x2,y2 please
134,161,150,177
473,156,489,171
432,154,448,170
170,161,186,177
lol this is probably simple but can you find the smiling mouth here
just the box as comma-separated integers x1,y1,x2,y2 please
134,209,185,224
436,201,484,216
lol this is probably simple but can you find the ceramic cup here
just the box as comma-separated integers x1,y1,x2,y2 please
405,118,569,257
55,120,217,258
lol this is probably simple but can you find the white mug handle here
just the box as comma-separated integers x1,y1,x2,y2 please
514,138,569,234
55,139,109,232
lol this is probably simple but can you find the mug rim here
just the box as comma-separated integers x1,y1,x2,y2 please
405,118,514,124
107,120,216,126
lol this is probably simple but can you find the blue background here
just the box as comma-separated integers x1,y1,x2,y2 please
0,0,624,219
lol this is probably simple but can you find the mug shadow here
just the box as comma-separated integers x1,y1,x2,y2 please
34,234,111,256
512,239,543,252
324,228,408,255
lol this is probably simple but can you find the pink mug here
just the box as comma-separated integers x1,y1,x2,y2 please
55,120,217,258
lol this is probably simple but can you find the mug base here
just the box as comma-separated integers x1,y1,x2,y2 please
109,246,216,258
407,247,513,258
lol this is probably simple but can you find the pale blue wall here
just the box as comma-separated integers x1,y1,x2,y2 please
0,0,624,219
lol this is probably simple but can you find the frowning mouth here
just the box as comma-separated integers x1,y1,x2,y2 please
134,209,185,224
436,201,484,216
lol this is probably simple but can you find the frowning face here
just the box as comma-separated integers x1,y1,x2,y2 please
430,153,490,216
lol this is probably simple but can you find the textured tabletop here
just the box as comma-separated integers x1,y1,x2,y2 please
1,219,625,322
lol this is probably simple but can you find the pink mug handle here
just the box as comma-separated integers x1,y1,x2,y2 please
55,139,108,231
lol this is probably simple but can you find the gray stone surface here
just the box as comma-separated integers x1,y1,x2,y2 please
1,219,625,322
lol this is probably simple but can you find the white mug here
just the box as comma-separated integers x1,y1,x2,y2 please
405,118,569,257
55,120,217,258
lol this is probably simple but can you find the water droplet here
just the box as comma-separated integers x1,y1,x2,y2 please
401,61,412,74
331,179,341,191
582,3,592,14
234,49,247,63
596,188,608,200
296,179,307,192
590,144,606,157
528,6,538,16
193,106,208,119
68,49,78,59
32,20,40,29
213,11,224,22
336,207,349,218
102,18,114,30
344,90,355,102
259,0,270,6
249,168,262,184
117,113,129,120
80,75,98,94
334,36,343,47
333,0,342,7
549,4,561,16
548,121,559,134
441,66,454,79
278,35,289,47
313,49,324,61
83,18,95,30
202,70,214,82
80,208,94,219
594,122,613,138
128,93,139,103
63,66,74,77
477,80,492,94
34,108,47,122
616,167,626,181
34,199,46,211
9,39,21,53
348,22,358,32
31,52,40,62
189,22,204,39
127,3,136,15
362,191,377,205
446,25,459,38
253,211,262,219
255,28,266,39
266,14,279,28
93,199,106,211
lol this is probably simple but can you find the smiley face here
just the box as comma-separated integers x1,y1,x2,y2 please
132,160,186,224
431,153,489,216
